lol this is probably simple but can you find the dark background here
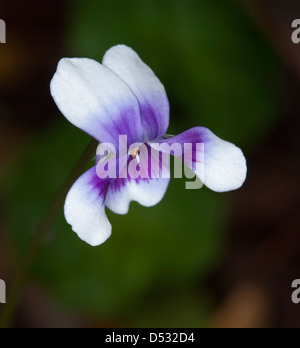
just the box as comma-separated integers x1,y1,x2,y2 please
1,0,300,328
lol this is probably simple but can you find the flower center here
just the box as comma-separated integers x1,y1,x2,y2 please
130,146,141,166
130,147,139,159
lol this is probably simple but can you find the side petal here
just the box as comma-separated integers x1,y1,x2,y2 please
151,127,247,192
50,57,143,147
64,167,111,246
102,45,170,142
105,147,170,215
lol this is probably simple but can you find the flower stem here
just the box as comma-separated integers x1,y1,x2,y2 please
0,139,98,328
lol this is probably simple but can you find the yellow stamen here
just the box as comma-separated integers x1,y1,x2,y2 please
130,147,139,159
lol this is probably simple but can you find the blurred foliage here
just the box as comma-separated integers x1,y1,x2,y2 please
2,0,282,327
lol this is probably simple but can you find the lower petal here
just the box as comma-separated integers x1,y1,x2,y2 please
64,167,111,246
105,177,170,215
151,127,247,192
105,147,170,215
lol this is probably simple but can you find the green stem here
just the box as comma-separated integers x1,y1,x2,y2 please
0,139,98,328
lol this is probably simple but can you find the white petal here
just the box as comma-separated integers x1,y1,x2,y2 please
50,57,143,146
105,177,170,215
103,45,170,141
150,127,247,192
203,133,247,192
64,167,111,246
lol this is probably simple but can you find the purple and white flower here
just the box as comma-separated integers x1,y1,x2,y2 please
50,45,247,246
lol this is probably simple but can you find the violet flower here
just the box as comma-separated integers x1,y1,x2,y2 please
50,45,247,246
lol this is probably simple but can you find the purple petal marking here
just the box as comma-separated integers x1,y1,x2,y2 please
105,143,170,215
151,127,207,171
139,99,170,142
88,168,111,204
64,166,112,246
108,143,170,192
98,106,145,148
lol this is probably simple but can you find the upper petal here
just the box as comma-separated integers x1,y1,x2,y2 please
102,45,170,142
151,127,247,192
64,167,111,246
50,57,143,147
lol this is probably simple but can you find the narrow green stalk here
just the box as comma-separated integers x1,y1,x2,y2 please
0,139,98,328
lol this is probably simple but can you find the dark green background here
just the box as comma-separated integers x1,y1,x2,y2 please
1,0,289,327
